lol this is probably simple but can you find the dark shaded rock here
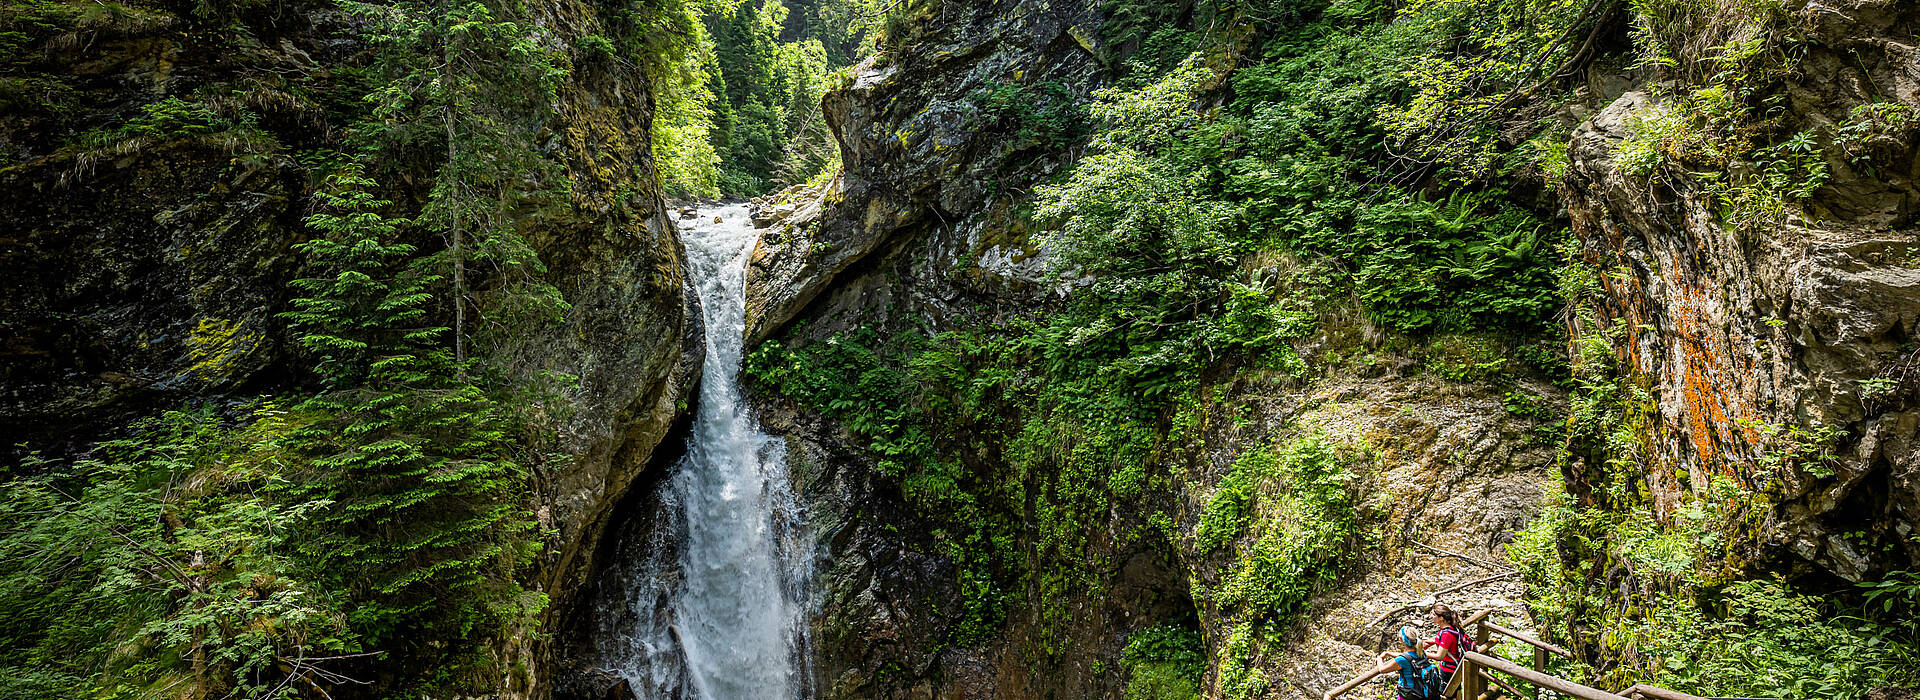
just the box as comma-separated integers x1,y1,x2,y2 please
0,0,701,696
552,667,638,700
0,141,304,452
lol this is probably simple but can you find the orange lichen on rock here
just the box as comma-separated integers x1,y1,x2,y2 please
1665,270,1765,490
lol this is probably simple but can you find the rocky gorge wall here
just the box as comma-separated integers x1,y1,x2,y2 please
737,0,1920,698
735,4,1568,700
1561,0,1920,581
0,0,699,694
8,0,1918,694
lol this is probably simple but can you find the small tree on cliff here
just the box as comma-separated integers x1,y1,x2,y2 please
351,0,568,373
280,171,539,670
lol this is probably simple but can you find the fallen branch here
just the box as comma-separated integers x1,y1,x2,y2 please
1364,571,1521,628
1411,540,1517,572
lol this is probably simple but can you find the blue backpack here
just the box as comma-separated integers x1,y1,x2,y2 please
1395,652,1446,700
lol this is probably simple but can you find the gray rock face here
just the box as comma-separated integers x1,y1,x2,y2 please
1561,0,1920,579
741,0,1103,343
496,2,704,693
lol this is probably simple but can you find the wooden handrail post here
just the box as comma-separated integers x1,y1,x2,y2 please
1532,647,1548,700
1463,608,1498,625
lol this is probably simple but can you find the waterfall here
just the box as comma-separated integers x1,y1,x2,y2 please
594,203,812,700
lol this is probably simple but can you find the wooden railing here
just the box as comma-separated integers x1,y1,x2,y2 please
1323,610,1723,700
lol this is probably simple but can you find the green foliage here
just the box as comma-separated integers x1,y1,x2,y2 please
705,0,843,194
970,81,1088,149
745,325,936,476
1044,22,1564,337
619,0,727,197
744,325,1020,644
0,407,350,699
353,0,570,354
80,96,230,147
1,165,562,697
1380,0,1612,176
1213,435,1358,626
1836,102,1915,165
0,0,81,63
282,173,430,390
1609,572,1919,696
1115,28,1200,88
1508,474,1920,698
1122,625,1205,700
1716,129,1829,230
279,172,542,668
1195,448,1278,553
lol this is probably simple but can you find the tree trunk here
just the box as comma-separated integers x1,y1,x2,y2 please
441,12,466,380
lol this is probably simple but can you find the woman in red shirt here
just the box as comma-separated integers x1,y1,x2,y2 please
1423,604,1470,685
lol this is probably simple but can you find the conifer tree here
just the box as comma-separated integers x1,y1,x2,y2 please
354,0,569,369
280,172,535,662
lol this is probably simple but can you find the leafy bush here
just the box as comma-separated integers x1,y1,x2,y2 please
1605,578,1920,697
1508,475,1920,698
1215,435,1358,625
1122,625,1206,700
1196,448,1279,553
971,81,1089,148
0,406,352,700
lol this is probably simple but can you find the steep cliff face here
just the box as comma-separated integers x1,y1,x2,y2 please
0,0,346,453
0,0,697,694
738,3,1565,698
1561,0,1920,580
737,1,1115,692
741,0,1102,343
746,234,1562,700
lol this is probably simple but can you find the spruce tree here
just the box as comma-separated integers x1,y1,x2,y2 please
280,172,535,667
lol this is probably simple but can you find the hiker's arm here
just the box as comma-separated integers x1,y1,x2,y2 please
1422,642,1447,661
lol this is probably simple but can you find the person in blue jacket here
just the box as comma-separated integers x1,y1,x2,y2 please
1368,626,1444,700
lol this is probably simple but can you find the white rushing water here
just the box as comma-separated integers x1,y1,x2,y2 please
595,203,812,700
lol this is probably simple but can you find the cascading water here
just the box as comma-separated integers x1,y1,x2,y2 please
594,203,812,700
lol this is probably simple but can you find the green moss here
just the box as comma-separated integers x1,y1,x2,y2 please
185,316,251,381
1122,625,1204,700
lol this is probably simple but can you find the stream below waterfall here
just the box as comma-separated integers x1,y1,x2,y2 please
593,203,812,700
